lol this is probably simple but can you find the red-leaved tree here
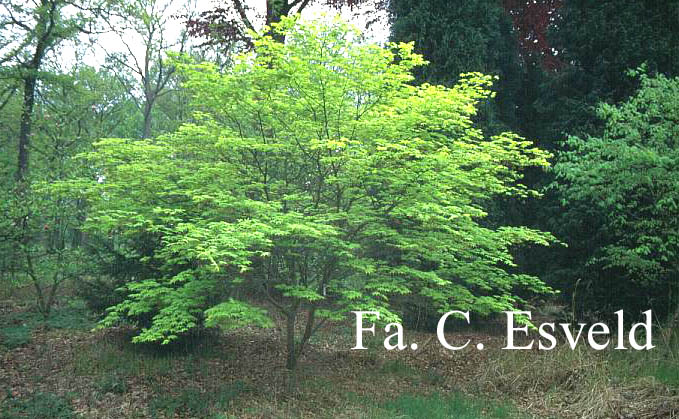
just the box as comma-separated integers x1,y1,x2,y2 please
502,0,563,71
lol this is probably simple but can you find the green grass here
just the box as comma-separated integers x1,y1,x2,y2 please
0,392,75,419
381,392,521,419
147,381,246,418
72,340,176,378
71,329,223,380
96,372,129,394
0,325,32,349
44,303,96,330
651,360,679,387
604,344,679,388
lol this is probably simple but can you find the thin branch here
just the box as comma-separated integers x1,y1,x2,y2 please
293,0,314,14
0,85,18,113
5,7,32,32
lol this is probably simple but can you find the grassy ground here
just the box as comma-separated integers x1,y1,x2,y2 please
2,292,679,418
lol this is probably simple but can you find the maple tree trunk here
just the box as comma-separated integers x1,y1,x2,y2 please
285,311,297,370
295,306,315,361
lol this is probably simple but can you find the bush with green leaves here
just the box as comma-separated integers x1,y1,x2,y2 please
67,16,554,369
552,71,679,321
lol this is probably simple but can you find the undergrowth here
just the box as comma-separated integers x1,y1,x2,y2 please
0,299,95,349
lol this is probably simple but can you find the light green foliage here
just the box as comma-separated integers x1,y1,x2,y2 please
204,300,274,330
72,16,553,365
553,72,679,292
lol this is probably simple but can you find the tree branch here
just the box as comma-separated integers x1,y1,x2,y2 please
231,0,256,34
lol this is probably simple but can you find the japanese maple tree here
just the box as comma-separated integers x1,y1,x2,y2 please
75,16,554,369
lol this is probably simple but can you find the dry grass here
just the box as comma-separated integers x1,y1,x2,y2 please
477,341,679,418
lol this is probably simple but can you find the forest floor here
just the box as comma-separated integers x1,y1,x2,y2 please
2,296,679,418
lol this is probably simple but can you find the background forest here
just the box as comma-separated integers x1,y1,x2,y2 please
2,1,679,418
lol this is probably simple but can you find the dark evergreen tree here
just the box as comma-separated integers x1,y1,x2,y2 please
527,0,679,143
388,0,523,134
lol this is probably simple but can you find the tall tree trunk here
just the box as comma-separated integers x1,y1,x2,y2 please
16,0,59,180
142,81,154,139
142,100,153,139
266,0,292,43
16,74,37,181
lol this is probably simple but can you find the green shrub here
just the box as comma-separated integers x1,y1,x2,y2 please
2,303,94,331
77,275,128,314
